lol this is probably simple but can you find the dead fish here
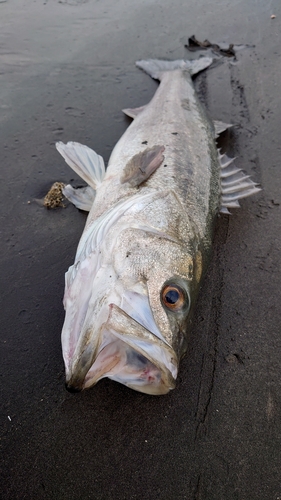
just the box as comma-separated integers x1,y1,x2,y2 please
56,57,260,395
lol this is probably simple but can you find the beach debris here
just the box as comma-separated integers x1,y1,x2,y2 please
44,181,65,208
185,35,236,57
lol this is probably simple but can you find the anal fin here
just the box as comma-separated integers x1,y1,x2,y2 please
122,105,147,119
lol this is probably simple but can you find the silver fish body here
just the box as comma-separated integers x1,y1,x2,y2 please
56,58,260,395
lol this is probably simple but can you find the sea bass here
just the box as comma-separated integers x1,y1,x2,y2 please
56,58,260,395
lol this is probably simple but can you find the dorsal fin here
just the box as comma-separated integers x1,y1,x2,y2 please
219,152,261,213
213,120,233,138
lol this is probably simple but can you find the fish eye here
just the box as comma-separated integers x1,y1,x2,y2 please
161,284,186,311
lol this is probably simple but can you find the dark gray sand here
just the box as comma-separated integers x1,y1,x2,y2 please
1,1,281,499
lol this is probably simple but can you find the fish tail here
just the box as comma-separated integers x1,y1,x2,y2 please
136,57,213,80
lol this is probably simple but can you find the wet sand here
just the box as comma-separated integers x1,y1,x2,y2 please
1,1,281,498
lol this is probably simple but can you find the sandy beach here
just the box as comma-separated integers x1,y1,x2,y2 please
1,1,281,498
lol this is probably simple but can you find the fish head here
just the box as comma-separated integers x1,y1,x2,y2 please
62,190,203,395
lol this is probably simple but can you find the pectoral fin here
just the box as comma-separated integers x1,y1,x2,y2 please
121,145,165,188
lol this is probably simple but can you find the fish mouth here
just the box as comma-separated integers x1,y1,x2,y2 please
65,304,178,396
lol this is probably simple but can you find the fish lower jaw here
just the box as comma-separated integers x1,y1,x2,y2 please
66,332,176,396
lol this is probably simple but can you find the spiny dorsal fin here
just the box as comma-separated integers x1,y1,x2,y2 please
219,152,261,213
214,120,233,138
56,141,105,190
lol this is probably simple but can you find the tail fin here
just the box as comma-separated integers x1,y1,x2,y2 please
136,57,213,80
